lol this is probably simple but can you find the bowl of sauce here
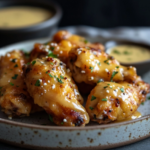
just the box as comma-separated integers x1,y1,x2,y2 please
105,40,150,75
0,0,62,47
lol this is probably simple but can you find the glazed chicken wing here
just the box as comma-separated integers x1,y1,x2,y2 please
0,50,40,118
29,30,104,63
68,47,142,93
85,81,150,124
23,57,89,126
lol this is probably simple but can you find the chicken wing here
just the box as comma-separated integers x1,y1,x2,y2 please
68,47,141,93
23,57,89,126
29,30,104,63
0,50,40,117
85,81,150,124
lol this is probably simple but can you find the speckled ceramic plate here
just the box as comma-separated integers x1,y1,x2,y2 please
0,37,150,150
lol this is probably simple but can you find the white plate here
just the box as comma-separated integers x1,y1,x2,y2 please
0,37,150,150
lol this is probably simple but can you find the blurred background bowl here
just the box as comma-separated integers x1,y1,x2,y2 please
105,39,150,76
0,0,62,47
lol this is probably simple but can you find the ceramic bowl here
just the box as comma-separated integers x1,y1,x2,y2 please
105,40,150,76
0,0,62,47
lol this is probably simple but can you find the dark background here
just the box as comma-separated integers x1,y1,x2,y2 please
54,0,150,28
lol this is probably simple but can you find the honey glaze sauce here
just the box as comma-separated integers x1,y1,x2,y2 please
109,45,150,63
0,6,53,28
114,111,141,123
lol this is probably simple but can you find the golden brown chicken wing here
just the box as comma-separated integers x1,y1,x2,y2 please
0,50,40,118
85,81,150,124
23,57,89,126
29,30,104,63
68,47,141,93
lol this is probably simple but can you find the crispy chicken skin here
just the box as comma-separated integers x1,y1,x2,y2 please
85,82,150,124
0,50,40,117
29,30,104,63
68,47,143,93
23,57,89,126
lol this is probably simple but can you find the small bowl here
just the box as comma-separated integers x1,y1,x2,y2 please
105,39,150,76
0,0,62,47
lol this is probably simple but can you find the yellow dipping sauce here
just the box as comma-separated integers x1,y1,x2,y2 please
0,6,53,28
109,45,150,63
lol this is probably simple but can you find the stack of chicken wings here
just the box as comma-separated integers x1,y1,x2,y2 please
0,30,149,126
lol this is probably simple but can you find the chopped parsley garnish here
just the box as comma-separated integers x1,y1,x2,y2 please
24,52,30,58
49,115,53,122
141,102,144,105
32,60,36,66
12,74,18,79
48,50,57,58
54,75,64,84
107,84,110,85
50,62,54,65
123,51,131,55
110,71,118,82
14,64,18,68
48,73,53,78
116,66,119,69
97,62,101,65
102,98,107,101
61,122,64,125
89,66,94,72
35,79,40,86
91,95,96,101
104,59,110,65
113,50,120,54
97,79,103,83
60,75,64,79
120,88,124,92
104,86,108,89
50,47,55,51
84,39,88,44
27,62,30,65
10,82,14,86
89,106,94,110
148,96,150,100
11,58,16,63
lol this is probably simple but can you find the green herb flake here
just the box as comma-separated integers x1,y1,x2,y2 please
97,62,101,65
89,66,94,72
50,62,54,65
48,73,53,78
120,88,124,92
116,66,119,69
24,52,30,58
113,50,120,54
48,50,57,58
104,59,110,65
27,62,30,65
50,47,55,51
84,39,88,44
123,51,131,55
14,64,18,68
60,75,64,79
54,75,64,84
104,86,108,89
49,115,53,122
141,102,144,105
102,98,107,101
97,79,103,83
110,71,118,82
148,96,150,100
61,122,64,125
89,106,94,110
91,95,96,101
32,60,36,66
10,82,14,86
35,79,40,86
12,74,18,79
11,58,16,63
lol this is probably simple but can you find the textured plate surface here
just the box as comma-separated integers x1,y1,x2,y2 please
0,37,150,150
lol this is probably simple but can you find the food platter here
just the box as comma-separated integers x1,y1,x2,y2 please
0,37,150,150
